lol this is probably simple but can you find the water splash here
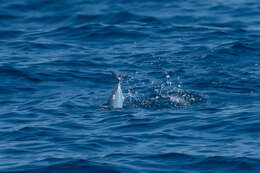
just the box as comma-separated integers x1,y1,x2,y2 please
124,73,205,109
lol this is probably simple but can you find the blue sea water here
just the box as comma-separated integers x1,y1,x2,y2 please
0,0,260,172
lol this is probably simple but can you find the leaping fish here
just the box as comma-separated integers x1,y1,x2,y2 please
107,71,126,109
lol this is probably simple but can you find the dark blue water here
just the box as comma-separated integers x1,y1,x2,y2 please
1,0,260,172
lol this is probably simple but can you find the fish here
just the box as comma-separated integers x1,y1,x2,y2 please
107,71,126,108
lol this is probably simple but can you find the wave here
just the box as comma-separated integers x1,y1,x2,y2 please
74,11,161,25
0,65,42,83
0,30,23,40
0,159,123,173
42,24,149,42
138,152,260,172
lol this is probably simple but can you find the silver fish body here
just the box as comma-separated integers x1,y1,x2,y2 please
109,82,124,108
108,72,126,109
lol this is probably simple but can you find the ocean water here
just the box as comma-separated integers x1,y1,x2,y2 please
0,0,260,172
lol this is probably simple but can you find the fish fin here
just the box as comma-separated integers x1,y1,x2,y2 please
111,71,120,81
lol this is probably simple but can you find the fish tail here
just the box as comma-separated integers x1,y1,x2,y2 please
111,71,127,81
